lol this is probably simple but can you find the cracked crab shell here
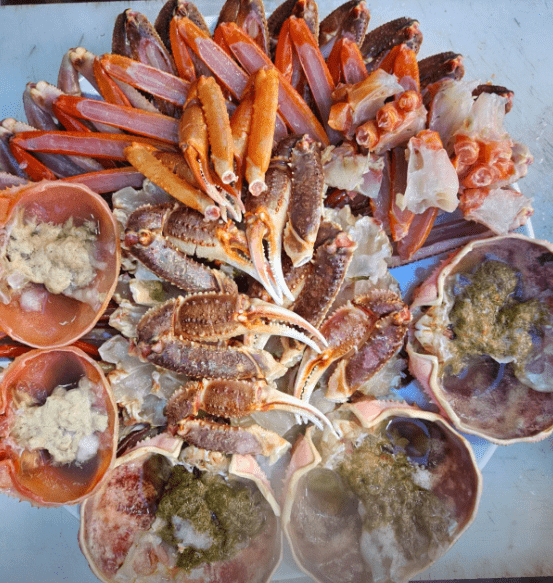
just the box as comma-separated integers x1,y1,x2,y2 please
0,180,120,348
0,346,118,506
282,401,482,583
79,447,283,583
408,234,553,444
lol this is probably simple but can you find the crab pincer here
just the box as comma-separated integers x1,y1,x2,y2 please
171,291,328,352
293,289,410,402
166,378,337,457
245,133,325,304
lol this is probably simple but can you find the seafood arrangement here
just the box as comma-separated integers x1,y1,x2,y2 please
0,0,550,581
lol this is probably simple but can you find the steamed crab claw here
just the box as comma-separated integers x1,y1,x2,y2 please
179,79,243,220
172,292,328,352
0,347,118,506
134,297,293,381
124,142,221,220
293,289,410,402
166,378,336,439
245,133,325,304
125,202,286,294
79,447,282,583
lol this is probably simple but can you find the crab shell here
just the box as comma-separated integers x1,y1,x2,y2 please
407,234,553,444
79,446,283,583
0,180,120,348
0,346,118,506
281,401,482,583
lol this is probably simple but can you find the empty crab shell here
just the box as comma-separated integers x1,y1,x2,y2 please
282,401,482,583
0,346,118,506
0,180,120,348
79,447,282,583
408,234,553,443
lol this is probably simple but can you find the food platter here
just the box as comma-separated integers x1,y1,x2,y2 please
0,0,552,581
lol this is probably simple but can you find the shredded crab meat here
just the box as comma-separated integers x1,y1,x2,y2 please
11,377,108,465
1,210,105,309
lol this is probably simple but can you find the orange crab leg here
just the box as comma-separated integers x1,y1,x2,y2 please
327,37,368,85
287,17,337,136
53,95,180,144
173,17,249,100
124,142,219,220
179,89,242,220
60,167,145,194
9,142,57,181
274,18,295,81
245,67,279,196
11,131,177,161
395,206,438,261
216,22,329,145
388,147,414,241
230,87,254,186
93,56,134,107
197,76,237,185
99,53,191,106
379,44,420,91
169,15,197,83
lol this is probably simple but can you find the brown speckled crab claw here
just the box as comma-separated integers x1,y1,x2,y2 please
0,346,118,506
281,400,482,583
79,447,282,583
0,180,120,348
408,234,553,444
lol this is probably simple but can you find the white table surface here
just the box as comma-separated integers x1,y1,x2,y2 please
1,1,552,581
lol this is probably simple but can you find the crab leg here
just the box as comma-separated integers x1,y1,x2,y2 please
10,130,176,171
124,142,220,220
293,298,379,401
217,0,269,54
287,16,340,141
167,379,335,433
125,202,238,293
53,95,180,143
98,53,191,107
174,418,290,460
360,17,423,72
326,37,367,85
112,9,177,76
60,167,145,193
197,75,238,185
283,134,324,267
245,136,297,304
134,299,287,381
178,88,241,219
172,292,327,351
216,22,329,144
245,67,279,195
172,16,249,100
57,47,100,96
318,0,369,57
169,16,198,82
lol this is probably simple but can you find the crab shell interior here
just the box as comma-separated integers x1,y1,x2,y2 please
408,234,553,443
0,346,118,505
281,406,482,583
0,180,121,348
79,447,283,583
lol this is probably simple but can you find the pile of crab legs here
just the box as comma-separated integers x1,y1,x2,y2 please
0,1,537,581
0,0,531,261
0,0,532,465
